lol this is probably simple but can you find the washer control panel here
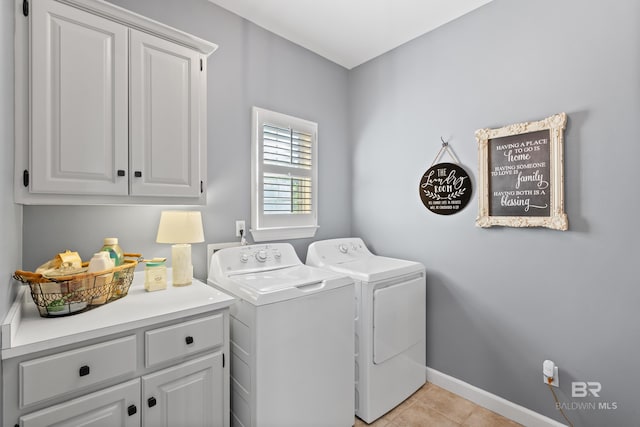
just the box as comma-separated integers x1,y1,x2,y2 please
239,247,282,263
210,243,298,276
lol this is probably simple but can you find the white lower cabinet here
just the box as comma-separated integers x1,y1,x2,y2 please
3,313,229,427
19,352,225,427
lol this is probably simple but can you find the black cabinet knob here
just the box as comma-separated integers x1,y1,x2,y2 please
127,404,137,416
117,169,126,177
134,171,142,178
185,336,194,345
79,365,90,377
148,396,157,407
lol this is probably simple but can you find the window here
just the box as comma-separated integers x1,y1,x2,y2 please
251,107,319,242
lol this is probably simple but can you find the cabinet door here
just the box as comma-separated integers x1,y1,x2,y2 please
142,353,224,427
31,0,129,195
130,29,203,197
19,379,140,427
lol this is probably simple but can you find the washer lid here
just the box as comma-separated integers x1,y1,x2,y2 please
212,265,353,305
323,256,424,283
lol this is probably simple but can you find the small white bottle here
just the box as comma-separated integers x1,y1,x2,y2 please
88,252,115,305
88,252,114,272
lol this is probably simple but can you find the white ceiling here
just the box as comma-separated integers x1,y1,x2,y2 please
207,0,493,69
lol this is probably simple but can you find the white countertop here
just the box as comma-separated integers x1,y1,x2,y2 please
1,271,235,359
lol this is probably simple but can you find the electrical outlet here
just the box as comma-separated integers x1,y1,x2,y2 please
235,220,245,237
543,360,559,387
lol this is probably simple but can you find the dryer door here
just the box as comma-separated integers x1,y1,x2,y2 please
373,272,425,364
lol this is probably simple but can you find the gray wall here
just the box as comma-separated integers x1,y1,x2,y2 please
2,2,22,320
10,0,640,425
21,0,352,280
349,0,639,425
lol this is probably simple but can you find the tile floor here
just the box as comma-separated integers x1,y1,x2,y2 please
354,383,523,427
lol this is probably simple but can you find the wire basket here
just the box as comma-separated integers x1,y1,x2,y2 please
14,258,139,318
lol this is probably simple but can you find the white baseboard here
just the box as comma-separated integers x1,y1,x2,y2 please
426,367,566,427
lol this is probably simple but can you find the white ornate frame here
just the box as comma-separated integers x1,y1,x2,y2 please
475,113,568,230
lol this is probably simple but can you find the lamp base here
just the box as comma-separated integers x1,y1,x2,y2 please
171,244,193,287
172,280,192,287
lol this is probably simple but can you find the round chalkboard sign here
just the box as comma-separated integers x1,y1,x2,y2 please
419,162,472,215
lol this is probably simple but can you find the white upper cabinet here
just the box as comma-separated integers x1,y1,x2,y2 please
129,29,202,198
14,0,217,205
31,0,129,195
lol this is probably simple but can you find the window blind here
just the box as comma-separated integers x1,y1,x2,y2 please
263,174,312,214
263,123,312,169
262,123,313,214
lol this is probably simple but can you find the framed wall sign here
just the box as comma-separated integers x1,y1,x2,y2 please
419,162,472,215
475,113,568,230
419,139,473,216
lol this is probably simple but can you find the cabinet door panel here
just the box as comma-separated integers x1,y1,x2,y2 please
130,29,202,197
142,353,224,427
20,379,140,427
31,0,128,195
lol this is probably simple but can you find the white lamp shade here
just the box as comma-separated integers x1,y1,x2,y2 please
156,211,205,244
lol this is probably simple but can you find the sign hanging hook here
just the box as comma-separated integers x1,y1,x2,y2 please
431,136,461,166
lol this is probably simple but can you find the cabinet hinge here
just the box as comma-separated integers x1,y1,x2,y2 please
22,0,29,16
222,353,225,368
200,58,203,71
23,170,29,187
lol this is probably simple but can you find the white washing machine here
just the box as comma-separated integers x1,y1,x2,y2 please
306,238,426,424
208,243,354,427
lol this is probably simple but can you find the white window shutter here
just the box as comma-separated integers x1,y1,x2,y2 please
251,107,319,242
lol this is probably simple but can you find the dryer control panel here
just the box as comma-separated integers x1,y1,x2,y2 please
306,238,374,267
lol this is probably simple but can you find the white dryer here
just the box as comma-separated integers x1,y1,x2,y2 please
306,238,426,423
208,243,354,427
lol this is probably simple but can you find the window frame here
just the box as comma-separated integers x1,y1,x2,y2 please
250,107,319,242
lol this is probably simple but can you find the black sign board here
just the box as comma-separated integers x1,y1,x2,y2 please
419,162,472,215
488,129,551,217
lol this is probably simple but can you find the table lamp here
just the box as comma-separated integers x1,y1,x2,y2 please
156,211,204,286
